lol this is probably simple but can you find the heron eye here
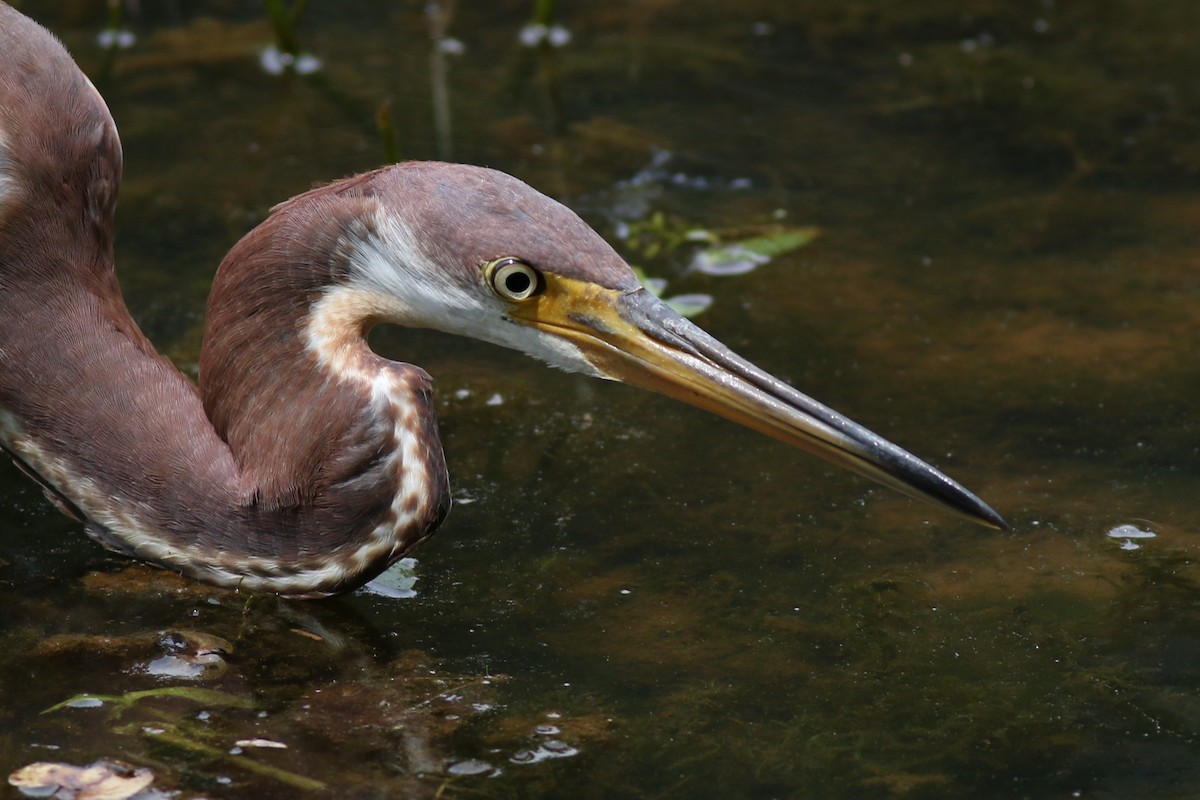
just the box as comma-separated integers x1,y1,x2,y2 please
486,258,543,301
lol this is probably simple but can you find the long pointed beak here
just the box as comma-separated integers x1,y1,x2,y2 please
512,277,1006,529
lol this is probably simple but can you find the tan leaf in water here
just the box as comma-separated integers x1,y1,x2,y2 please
8,759,153,800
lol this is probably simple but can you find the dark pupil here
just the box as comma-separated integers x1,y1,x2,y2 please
504,270,532,295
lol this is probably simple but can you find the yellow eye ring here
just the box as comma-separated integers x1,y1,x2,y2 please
485,258,543,301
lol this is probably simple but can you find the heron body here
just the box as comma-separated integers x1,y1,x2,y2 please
0,4,1004,598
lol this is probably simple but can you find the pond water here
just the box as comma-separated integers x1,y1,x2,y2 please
4,1,1200,797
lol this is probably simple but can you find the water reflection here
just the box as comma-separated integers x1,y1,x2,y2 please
4,0,1200,797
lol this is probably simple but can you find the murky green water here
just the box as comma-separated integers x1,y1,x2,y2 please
4,0,1200,797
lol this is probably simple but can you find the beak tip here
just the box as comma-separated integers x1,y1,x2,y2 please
566,287,1011,532
954,494,1008,530
979,506,1010,531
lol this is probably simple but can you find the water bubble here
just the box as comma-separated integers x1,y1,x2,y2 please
535,724,560,736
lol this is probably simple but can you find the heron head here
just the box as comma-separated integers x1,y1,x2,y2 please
301,162,1005,529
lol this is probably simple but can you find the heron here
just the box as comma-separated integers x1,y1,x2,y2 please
0,4,1004,598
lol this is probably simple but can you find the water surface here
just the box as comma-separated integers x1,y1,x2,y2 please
3,1,1200,797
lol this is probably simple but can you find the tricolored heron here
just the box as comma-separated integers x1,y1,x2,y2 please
0,5,1004,598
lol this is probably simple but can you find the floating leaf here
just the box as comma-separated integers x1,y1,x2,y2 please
692,226,819,276
734,226,820,258
664,293,713,318
642,277,668,296
8,759,153,800
361,557,419,599
691,245,769,276
634,224,816,316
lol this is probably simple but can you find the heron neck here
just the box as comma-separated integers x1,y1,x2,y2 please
197,199,452,591
0,2,449,597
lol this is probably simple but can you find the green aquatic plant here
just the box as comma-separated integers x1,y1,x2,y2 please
377,98,400,164
691,226,820,276
43,685,255,716
96,0,133,51
114,721,328,791
263,0,309,58
619,210,712,261
42,686,328,790
261,0,321,74
632,266,712,318
625,214,819,318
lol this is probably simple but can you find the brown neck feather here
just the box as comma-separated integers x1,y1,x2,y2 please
0,3,450,596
